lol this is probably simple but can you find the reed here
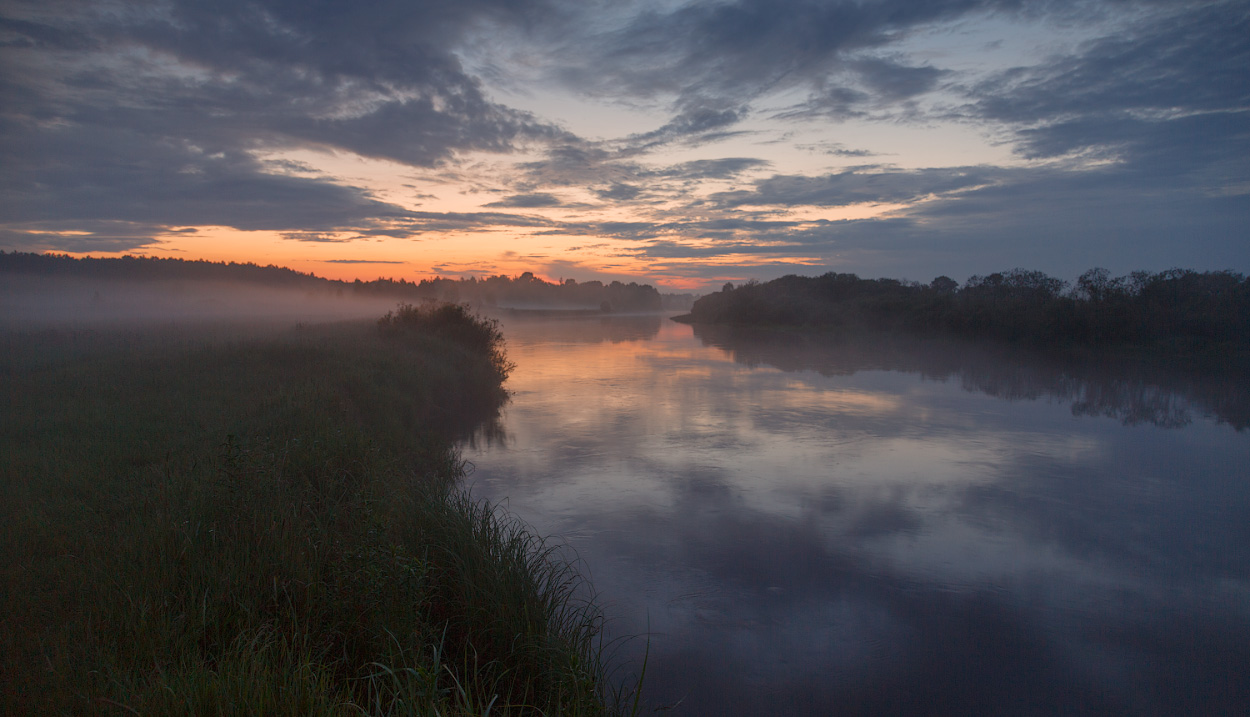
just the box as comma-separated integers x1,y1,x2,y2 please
0,310,637,715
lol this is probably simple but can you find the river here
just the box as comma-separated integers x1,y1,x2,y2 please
462,313,1250,716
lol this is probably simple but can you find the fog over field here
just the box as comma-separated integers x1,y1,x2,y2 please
0,276,406,327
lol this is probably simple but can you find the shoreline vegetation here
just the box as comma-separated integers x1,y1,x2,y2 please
673,268,1250,363
0,251,695,312
1,303,639,714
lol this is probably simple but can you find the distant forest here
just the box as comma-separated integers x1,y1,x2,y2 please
0,252,681,312
677,268,1250,353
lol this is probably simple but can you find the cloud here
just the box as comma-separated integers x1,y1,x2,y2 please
484,192,565,208
514,144,637,188
0,121,417,250
623,103,751,150
0,0,567,251
281,232,358,243
966,2,1250,171
778,58,949,120
660,157,772,181
583,158,1247,281
2,0,1245,281
547,0,1009,134
855,58,947,100
709,167,998,208
323,259,407,264
0,220,173,254
797,142,877,157
566,1,1249,282
971,3,1248,129
511,146,770,211
594,183,643,201
561,0,976,99
403,210,557,233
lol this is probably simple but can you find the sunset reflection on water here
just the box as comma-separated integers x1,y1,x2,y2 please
464,314,1250,716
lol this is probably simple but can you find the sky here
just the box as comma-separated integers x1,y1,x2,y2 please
1,0,1247,290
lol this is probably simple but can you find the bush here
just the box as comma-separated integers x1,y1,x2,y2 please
379,302,514,384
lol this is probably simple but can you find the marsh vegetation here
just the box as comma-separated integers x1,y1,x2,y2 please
1,305,634,715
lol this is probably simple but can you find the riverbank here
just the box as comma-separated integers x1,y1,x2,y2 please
1,307,633,714
674,269,1250,359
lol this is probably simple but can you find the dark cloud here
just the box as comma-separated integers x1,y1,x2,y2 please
964,1,1250,190
854,58,947,100
0,220,173,254
0,120,416,250
635,239,814,260
409,210,555,228
563,0,983,101
623,103,750,150
660,157,771,181
538,215,808,245
0,0,566,250
779,58,949,120
780,85,873,120
544,221,661,240
484,192,565,208
971,3,1248,135
552,0,1007,132
797,142,877,157
546,0,1226,143
514,144,635,188
282,232,358,243
594,183,643,201
513,149,768,208
709,167,998,208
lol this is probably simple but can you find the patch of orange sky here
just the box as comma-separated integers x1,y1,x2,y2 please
54,145,919,291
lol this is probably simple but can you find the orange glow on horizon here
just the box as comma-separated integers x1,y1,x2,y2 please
30,143,868,292
48,225,700,289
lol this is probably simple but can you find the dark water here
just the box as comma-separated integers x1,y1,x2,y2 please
463,314,1250,716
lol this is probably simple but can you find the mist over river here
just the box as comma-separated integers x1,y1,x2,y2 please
462,313,1250,716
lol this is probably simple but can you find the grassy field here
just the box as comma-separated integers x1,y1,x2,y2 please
1,305,635,715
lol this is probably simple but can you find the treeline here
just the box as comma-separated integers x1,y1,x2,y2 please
678,268,1250,351
0,251,327,288
352,271,663,311
0,252,665,311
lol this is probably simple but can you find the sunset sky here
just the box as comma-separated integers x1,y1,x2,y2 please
2,0,1247,290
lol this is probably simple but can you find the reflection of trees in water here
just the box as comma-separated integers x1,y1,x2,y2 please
691,324,1248,430
462,414,508,451
953,358,1200,429
1068,382,1190,428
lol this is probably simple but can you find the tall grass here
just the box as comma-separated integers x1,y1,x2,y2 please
1,310,636,715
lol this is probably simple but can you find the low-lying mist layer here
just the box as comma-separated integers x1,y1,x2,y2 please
0,252,686,321
0,275,404,326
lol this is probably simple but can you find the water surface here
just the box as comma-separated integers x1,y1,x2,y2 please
463,314,1249,715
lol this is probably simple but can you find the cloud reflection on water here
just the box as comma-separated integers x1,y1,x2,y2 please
465,316,1250,715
